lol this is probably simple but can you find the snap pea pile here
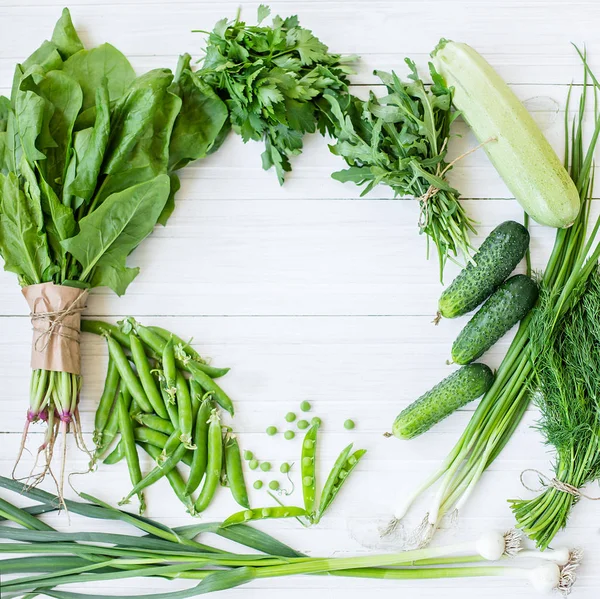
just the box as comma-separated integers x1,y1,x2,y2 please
82,318,247,515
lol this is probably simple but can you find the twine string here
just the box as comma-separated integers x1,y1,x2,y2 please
520,468,600,500
418,136,497,228
31,292,87,353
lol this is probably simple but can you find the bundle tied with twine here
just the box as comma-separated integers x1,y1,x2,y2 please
22,283,88,375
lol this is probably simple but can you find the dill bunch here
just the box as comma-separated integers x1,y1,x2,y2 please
510,271,600,548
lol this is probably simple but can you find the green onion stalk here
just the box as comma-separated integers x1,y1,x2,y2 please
0,476,583,596
383,50,600,548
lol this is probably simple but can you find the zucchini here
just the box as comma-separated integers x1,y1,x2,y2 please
438,220,529,319
392,364,494,440
432,40,580,229
452,275,538,365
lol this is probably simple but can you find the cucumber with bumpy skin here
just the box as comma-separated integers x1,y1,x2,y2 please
452,274,538,365
438,221,529,319
392,364,494,440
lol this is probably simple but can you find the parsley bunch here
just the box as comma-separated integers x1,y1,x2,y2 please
325,61,476,279
196,5,355,183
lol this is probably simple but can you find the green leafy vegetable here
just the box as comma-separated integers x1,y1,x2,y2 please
326,61,474,279
196,4,355,183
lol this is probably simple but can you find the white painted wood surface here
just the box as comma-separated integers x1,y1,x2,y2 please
1,1,599,597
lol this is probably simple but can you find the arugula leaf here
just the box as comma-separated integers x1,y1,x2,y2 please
198,5,354,183
61,175,170,294
0,172,55,284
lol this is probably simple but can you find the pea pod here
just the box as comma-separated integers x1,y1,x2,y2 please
221,506,307,528
143,325,230,378
161,429,182,462
140,443,194,512
133,428,193,467
117,394,145,513
106,336,153,414
134,414,175,436
162,337,178,400
185,399,212,495
120,443,188,505
96,386,131,457
176,372,194,448
102,441,124,465
130,333,168,419
158,373,179,427
317,447,367,521
224,434,250,509
93,356,120,445
193,410,222,515
301,422,319,519
187,363,234,415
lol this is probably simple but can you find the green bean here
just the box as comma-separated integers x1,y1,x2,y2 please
224,434,250,509
120,443,188,505
94,356,120,444
102,440,124,465
175,372,194,448
106,336,153,414
130,334,168,419
140,444,194,512
117,394,145,513
193,410,222,514
96,386,131,457
162,337,178,399
316,443,353,522
320,448,366,516
185,399,212,495
301,423,319,519
134,414,175,436
221,506,307,528
145,325,230,378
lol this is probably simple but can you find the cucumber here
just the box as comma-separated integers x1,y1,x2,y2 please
452,274,538,365
392,364,494,440
438,220,529,319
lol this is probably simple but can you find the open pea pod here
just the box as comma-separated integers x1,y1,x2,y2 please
221,506,307,528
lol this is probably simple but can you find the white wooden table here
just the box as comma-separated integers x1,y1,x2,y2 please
1,1,599,597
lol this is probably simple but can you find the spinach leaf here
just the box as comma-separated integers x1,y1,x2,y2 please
168,54,228,171
62,174,170,294
157,172,181,226
62,44,136,113
0,172,55,284
51,7,84,60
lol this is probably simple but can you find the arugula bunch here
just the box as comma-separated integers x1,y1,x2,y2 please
0,9,227,498
197,4,355,183
325,61,475,279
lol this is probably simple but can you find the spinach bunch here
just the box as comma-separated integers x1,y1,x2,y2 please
0,8,228,501
0,9,227,295
197,4,355,183
325,61,476,280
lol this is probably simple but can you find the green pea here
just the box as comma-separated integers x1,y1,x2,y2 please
243,510,253,521
280,463,290,474
260,462,271,472
302,456,313,467
303,476,314,487
284,430,295,440
261,508,271,518
311,417,321,427
253,480,263,490
300,401,311,412
266,426,277,436
249,459,259,470
303,439,314,450
339,469,348,480
297,419,309,430
244,450,254,460
269,480,280,491
285,412,296,422
344,419,355,430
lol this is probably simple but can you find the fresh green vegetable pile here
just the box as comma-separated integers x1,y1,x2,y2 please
388,50,600,547
82,318,241,515
0,476,581,596
196,4,354,184
0,9,227,498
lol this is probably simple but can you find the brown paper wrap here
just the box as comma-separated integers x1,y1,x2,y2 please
22,283,88,375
